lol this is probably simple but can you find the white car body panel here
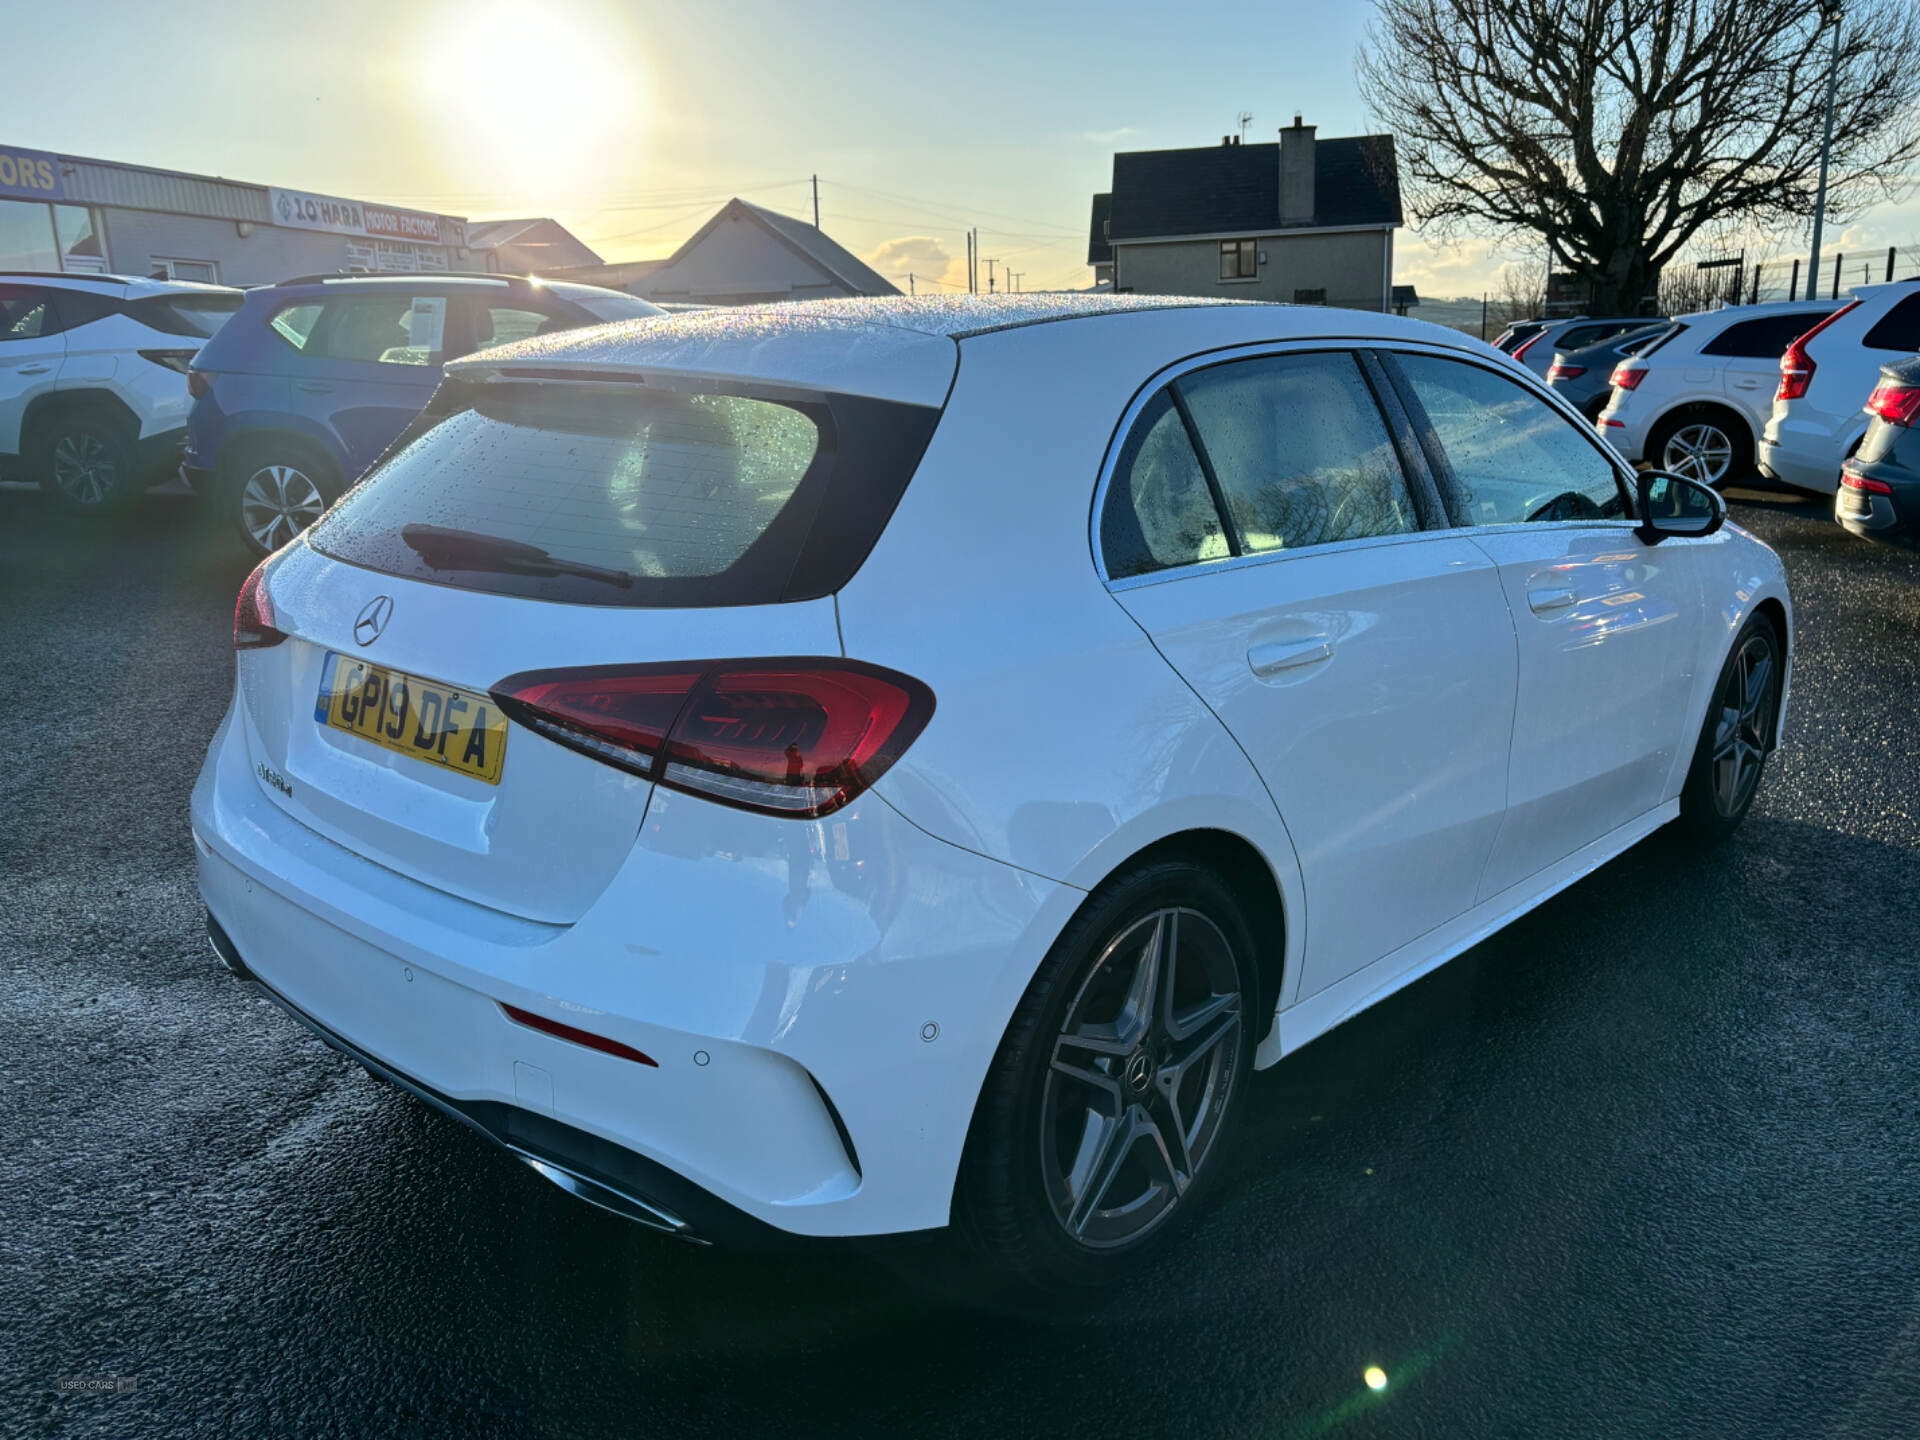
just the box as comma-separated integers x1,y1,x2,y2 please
1597,301,1837,470
191,296,1795,1240
1758,282,1920,493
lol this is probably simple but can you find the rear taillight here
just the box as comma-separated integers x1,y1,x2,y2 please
492,659,935,819
188,369,211,400
139,349,197,374
1610,364,1647,391
1865,382,1920,428
1778,300,1860,401
1512,332,1545,362
1547,363,1586,382
1841,469,1894,495
234,560,286,650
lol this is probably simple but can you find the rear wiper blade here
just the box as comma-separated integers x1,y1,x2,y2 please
399,524,634,589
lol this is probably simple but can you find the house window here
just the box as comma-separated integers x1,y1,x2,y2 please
1219,239,1257,281
1293,288,1328,305
151,257,218,283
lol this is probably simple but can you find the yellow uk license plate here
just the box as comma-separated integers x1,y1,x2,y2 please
314,653,508,785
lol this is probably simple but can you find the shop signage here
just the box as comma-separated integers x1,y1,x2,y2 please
0,145,64,201
269,187,447,245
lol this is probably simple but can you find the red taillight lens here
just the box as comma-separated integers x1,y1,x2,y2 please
234,560,286,650
1547,363,1586,382
492,659,935,819
1512,332,1544,362
1778,300,1860,401
188,369,211,400
1865,382,1920,428
1841,468,1894,495
1610,365,1646,391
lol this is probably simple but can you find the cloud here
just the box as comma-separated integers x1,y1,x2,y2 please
864,234,967,291
1082,127,1139,146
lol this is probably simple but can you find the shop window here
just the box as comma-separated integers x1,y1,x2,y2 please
0,197,58,271
54,206,105,271
151,257,218,283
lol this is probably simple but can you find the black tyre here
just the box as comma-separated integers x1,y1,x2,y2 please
956,859,1257,1288
1678,614,1782,842
33,409,139,514
220,437,342,556
1649,410,1752,489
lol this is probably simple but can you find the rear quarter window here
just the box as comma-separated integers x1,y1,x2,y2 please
1861,293,1920,352
307,378,941,607
270,302,322,351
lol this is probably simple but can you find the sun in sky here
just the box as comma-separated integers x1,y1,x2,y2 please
417,0,650,201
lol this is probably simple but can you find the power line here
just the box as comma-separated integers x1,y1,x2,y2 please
827,179,1083,238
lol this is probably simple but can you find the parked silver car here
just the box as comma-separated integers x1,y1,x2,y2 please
1547,324,1669,418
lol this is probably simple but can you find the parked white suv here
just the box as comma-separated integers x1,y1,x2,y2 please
1760,281,1920,494
1596,301,1839,487
0,271,243,512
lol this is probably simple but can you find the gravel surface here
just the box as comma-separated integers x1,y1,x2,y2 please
3,479,1917,1439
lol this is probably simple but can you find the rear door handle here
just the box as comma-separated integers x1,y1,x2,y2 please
1528,586,1578,615
17,364,51,375
296,382,335,394
1248,638,1333,677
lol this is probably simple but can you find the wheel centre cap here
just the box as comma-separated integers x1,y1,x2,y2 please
1124,1051,1154,1093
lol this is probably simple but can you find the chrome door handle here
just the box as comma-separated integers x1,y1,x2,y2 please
17,364,51,375
1528,586,1577,615
1248,638,1333,677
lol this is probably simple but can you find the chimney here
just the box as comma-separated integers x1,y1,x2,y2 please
1279,114,1316,225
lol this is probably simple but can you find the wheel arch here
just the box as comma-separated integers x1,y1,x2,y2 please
22,388,142,445
214,423,344,481
1649,398,1757,454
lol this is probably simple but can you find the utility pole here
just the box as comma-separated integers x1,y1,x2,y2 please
811,175,820,229
985,258,1000,294
966,231,974,293
908,273,915,296
1009,271,1024,293
1807,8,1843,299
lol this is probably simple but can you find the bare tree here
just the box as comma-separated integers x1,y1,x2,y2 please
1359,0,1920,314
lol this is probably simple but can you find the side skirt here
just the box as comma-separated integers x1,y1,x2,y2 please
1259,800,1678,1065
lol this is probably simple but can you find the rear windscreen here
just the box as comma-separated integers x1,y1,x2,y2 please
306,377,941,607
127,293,243,338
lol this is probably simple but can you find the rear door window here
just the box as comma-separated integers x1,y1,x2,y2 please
307,379,940,607
1701,312,1836,358
1393,352,1628,523
1178,352,1420,554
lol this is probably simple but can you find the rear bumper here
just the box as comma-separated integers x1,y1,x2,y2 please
1835,465,1920,546
133,425,188,484
1757,420,1844,494
190,693,1072,1240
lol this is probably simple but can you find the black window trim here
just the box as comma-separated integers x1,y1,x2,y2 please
1372,343,1639,529
1093,340,1450,587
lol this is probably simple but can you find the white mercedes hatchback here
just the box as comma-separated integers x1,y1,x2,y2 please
192,296,1793,1285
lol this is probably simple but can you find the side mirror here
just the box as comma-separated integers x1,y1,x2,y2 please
1636,471,1727,544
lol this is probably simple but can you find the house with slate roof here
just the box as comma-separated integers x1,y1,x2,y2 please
636,198,899,306
1087,118,1403,310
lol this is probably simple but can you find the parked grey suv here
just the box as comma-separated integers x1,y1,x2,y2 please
1507,316,1666,376
1547,324,1668,418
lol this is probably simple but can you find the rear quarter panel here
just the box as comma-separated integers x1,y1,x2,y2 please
837,310,1313,1026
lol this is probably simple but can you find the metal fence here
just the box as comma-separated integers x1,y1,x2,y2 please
1665,246,1920,313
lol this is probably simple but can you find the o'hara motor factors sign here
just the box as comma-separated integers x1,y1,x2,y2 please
268,187,454,245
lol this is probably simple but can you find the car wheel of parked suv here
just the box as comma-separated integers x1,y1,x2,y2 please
957,859,1256,1288
222,438,341,556
1678,614,1782,842
33,408,138,514
1652,409,1750,489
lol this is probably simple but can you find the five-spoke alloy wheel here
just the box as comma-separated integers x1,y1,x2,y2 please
1653,412,1751,490
1680,614,1782,839
959,860,1257,1288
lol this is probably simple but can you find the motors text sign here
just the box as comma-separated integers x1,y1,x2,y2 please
0,146,64,201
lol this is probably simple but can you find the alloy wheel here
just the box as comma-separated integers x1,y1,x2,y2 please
51,430,120,507
1039,906,1242,1249
240,464,327,551
1710,631,1776,818
1663,423,1735,486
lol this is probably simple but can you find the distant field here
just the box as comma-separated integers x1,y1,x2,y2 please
1402,296,1497,337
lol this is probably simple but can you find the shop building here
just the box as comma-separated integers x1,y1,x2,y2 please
0,143,582,286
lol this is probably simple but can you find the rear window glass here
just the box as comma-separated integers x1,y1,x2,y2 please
1862,293,1920,352
127,293,243,338
307,379,941,607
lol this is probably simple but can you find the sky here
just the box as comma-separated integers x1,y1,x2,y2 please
10,0,1920,298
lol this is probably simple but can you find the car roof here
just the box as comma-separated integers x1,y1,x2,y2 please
1676,299,1839,325
446,294,1502,407
0,271,243,301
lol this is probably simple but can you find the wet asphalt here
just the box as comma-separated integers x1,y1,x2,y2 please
2,477,1918,1439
